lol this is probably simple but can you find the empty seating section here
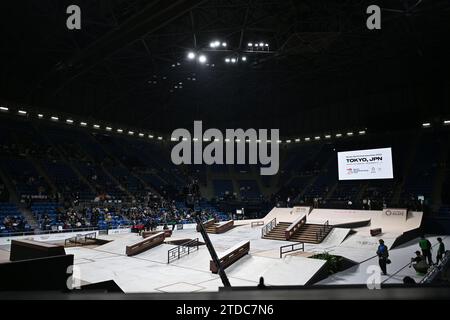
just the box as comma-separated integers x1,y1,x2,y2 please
238,180,261,199
1,120,59,159
193,165,207,185
108,166,144,194
1,158,49,198
329,181,363,202
75,163,126,199
401,134,441,201
213,179,234,197
286,176,312,191
42,160,93,200
303,160,337,200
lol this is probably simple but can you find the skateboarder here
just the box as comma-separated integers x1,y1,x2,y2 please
376,239,389,275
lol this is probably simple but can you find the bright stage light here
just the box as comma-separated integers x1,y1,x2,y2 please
358,130,366,135
18,110,27,115
157,136,163,140
259,42,264,47
286,140,291,143
93,124,100,129
336,133,342,138
265,43,269,47
148,135,154,139
347,132,354,136
37,114,44,118
231,58,236,63
128,131,134,135
254,43,259,47
422,122,431,128
117,129,123,133
198,55,207,64
248,43,253,47
295,138,300,142
138,133,144,137
0,106,9,111
325,134,331,139
51,116,59,121
80,122,87,126
106,127,112,131
314,136,321,140
187,52,196,60
225,58,230,63
210,41,220,48
65,119,73,124
222,42,227,47
241,56,247,61
276,140,282,144
444,120,450,125
304,137,311,141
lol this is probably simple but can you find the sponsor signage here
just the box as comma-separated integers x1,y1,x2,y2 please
382,208,407,221
108,228,132,235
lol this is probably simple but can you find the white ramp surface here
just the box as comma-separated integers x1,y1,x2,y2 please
226,254,326,286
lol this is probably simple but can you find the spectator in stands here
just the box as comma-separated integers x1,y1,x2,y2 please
436,237,446,265
419,235,433,265
376,239,389,275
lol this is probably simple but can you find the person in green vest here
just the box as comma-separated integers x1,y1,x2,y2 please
436,237,446,265
419,235,433,266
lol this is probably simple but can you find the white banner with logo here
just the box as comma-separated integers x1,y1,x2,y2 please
107,228,132,235
382,208,407,221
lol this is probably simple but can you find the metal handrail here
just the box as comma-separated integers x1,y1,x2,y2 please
316,220,330,243
280,242,305,258
261,218,277,237
167,238,200,264
64,231,97,246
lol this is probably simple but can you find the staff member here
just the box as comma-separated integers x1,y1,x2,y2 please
436,237,446,265
376,239,389,275
419,235,433,266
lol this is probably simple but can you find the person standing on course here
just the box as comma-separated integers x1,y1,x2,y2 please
436,237,446,265
419,235,433,266
377,239,389,275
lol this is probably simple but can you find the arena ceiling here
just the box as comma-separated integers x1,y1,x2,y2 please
1,0,449,136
